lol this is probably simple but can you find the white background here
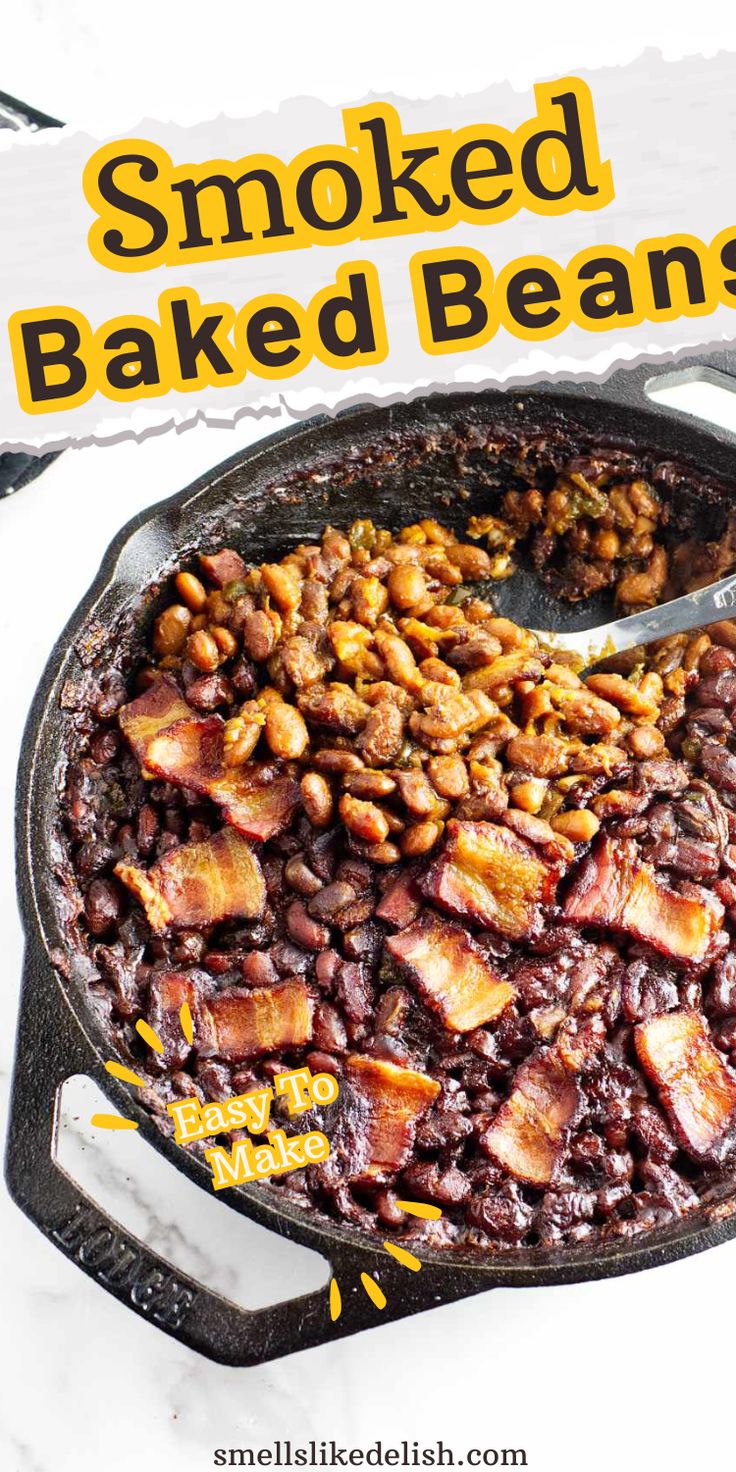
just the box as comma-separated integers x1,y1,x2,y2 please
5,6,736,1471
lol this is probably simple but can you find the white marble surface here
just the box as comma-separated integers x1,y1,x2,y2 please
6,8,736,1470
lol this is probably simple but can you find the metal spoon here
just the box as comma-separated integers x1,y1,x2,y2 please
529,570,736,672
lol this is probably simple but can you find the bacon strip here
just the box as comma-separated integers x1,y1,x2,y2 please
564,837,723,963
343,1055,440,1185
200,980,313,1062
421,819,559,940
482,1051,581,1186
115,828,266,932
386,910,514,1031
635,1010,736,1160
118,676,193,765
145,718,300,841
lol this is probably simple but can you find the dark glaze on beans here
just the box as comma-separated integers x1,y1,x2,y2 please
59,482,736,1252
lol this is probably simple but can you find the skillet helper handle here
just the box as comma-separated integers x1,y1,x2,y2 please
585,345,736,417
5,951,352,1366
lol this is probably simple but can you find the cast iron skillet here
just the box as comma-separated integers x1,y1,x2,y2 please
10,352,736,1367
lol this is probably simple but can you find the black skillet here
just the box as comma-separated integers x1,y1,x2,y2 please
9,350,736,1367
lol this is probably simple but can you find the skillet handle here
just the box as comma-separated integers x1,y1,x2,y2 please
4,952,342,1364
7,952,475,1364
567,345,736,430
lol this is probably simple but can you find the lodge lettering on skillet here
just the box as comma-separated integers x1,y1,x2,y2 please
53,1204,195,1328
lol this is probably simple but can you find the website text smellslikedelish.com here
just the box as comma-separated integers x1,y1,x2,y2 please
214,1444,527,1468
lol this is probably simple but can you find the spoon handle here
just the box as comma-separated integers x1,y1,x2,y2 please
533,569,736,664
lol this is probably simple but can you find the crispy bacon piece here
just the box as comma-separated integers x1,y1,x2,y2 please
145,715,223,787
635,1010,736,1161
118,675,192,765
421,819,559,940
386,910,514,1030
215,767,301,842
343,1054,440,1184
198,547,247,587
147,970,200,1067
200,979,313,1062
375,865,424,928
115,828,266,932
145,719,300,840
482,1051,581,1186
564,837,723,963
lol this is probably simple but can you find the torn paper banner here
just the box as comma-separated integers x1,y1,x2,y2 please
3,49,736,451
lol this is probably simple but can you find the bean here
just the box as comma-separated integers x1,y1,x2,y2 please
401,820,442,857
315,948,342,988
241,951,279,987
357,701,405,766
351,575,388,626
322,527,351,561
339,794,390,844
419,657,461,687
223,713,263,765
313,1003,348,1053
85,878,123,936
420,518,454,545
300,772,334,827
393,769,436,816
265,700,309,759
242,609,277,661
308,882,357,922
710,621,736,651
136,803,159,855
174,571,207,612
186,629,220,672
546,663,582,689
627,724,665,759
211,625,239,659
154,604,191,656
286,900,331,950
359,840,402,864
205,590,232,626
311,749,364,774
428,753,469,799
586,671,660,719
480,616,535,650
510,777,548,814
284,854,323,896
387,564,428,611
591,528,621,561
342,770,396,799
306,1050,342,1077
260,562,302,611
421,552,460,588
424,604,465,630
375,631,423,690
446,542,493,578
76,839,115,880
551,809,600,843
89,729,120,765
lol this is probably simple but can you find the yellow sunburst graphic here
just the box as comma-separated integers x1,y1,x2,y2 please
329,1202,443,1321
93,1003,191,1129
